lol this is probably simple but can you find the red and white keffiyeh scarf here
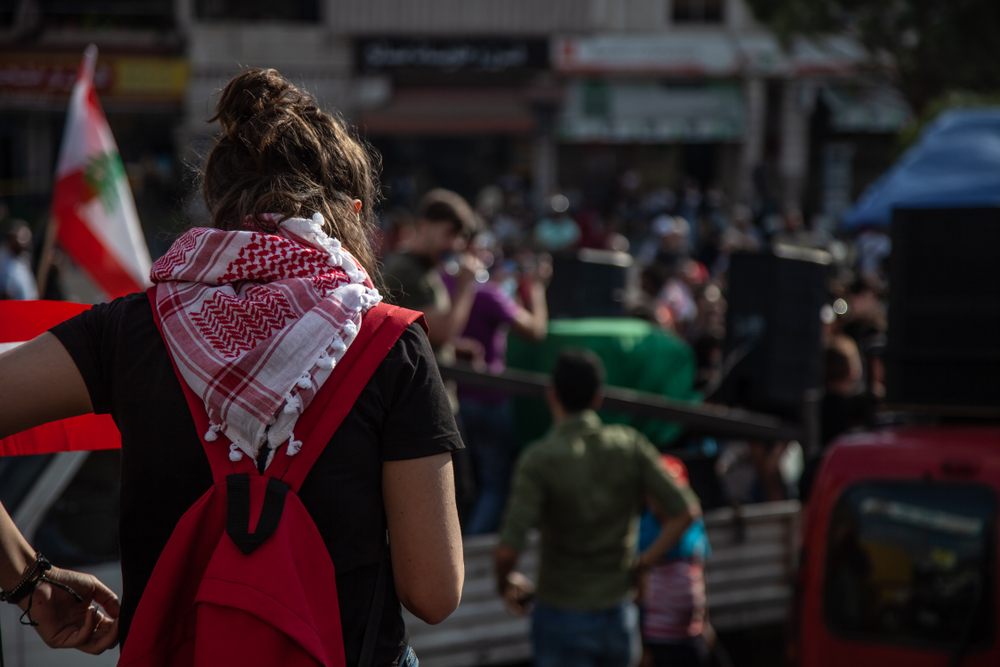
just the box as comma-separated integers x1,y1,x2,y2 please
150,213,381,467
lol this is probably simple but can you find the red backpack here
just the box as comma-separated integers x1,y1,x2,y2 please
119,301,422,667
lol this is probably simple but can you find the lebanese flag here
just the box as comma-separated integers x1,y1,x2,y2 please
52,44,151,299
0,301,121,456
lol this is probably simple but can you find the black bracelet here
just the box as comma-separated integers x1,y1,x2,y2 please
0,553,52,606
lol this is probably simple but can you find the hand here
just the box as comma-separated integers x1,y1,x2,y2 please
455,254,485,286
524,254,553,287
23,566,120,654
500,571,534,616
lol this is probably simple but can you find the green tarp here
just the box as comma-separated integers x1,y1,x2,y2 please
506,318,699,449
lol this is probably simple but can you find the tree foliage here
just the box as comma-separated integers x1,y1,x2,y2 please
744,0,1000,113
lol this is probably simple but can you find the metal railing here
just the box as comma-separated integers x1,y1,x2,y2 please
439,363,803,442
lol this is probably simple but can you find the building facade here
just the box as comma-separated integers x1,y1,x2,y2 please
0,0,908,234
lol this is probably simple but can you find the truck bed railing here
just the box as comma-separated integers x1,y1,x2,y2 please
404,500,801,666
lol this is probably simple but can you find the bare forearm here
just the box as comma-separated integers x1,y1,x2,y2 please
511,282,548,340
526,283,548,338
0,503,34,592
445,281,477,340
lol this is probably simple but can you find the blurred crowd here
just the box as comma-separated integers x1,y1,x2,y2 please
374,171,893,527
0,168,893,518
0,170,894,667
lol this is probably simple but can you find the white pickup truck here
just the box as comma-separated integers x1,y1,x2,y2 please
1,450,799,667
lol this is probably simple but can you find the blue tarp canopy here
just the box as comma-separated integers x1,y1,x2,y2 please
842,109,1000,230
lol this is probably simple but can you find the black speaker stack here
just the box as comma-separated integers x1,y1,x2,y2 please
546,249,632,319
886,207,1000,415
723,248,830,419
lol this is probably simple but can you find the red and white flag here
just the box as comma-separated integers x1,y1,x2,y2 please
52,44,151,299
0,301,121,456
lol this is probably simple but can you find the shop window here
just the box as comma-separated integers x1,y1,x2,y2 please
824,482,995,649
581,80,611,119
195,0,319,22
671,0,724,23
38,0,175,30
33,451,121,568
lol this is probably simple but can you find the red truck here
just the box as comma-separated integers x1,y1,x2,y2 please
796,425,1000,666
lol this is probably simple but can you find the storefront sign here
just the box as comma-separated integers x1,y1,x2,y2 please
356,38,548,74
554,34,741,76
0,53,189,103
560,80,745,142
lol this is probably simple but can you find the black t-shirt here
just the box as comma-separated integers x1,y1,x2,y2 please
49,293,462,666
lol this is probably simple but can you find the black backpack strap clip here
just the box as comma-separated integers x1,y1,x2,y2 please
226,473,290,555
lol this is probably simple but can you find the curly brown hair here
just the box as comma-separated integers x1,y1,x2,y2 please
203,68,382,284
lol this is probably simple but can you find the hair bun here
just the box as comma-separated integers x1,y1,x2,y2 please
212,68,309,138
202,67,382,286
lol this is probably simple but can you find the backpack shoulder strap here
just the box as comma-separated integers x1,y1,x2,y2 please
270,302,423,491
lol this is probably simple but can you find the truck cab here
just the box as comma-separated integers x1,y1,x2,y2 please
798,426,1000,666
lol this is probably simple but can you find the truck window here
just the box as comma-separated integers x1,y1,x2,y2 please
824,482,994,649
33,451,121,567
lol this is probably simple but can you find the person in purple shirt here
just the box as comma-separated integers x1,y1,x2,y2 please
447,238,549,534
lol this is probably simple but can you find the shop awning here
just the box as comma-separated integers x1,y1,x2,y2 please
559,80,744,143
359,89,537,135
790,36,869,77
734,33,789,75
822,84,911,133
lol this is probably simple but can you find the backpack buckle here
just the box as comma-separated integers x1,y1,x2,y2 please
225,474,290,555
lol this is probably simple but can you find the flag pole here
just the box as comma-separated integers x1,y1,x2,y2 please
34,215,59,296
79,43,98,84
39,45,99,297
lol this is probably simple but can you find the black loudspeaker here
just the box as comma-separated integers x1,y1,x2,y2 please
724,249,830,418
886,207,1000,414
546,249,632,318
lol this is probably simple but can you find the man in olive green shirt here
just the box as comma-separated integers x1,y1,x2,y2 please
496,349,699,667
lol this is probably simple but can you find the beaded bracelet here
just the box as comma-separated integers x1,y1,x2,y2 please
0,553,51,606
0,553,84,627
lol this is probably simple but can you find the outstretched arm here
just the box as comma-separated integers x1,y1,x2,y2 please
0,333,119,653
0,332,92,438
